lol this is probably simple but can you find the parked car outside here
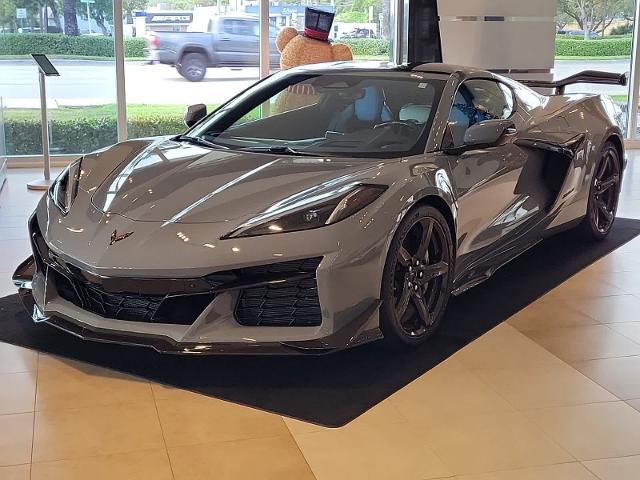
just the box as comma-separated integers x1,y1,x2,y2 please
342,27,376,38
557,29,601,39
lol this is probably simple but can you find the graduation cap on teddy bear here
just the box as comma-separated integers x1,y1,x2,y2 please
304,7,335,42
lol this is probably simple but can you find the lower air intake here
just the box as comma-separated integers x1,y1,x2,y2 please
235,257,322,327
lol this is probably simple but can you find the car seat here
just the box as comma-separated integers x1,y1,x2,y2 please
328,86,392,133
399,103,431,123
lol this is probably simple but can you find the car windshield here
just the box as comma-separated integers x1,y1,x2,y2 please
187,70,447,158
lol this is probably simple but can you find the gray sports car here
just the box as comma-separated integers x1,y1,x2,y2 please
13,62,626,354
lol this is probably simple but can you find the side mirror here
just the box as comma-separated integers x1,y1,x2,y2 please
184,104,207,128
462,119,515,148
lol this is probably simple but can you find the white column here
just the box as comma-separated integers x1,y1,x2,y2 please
628,0,640,141
436,0,556,84
259,0,270,79
114,0,128,142
392,0,404,64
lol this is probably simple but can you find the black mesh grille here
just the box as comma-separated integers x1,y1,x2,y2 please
30,221,214,326
235,257,323,327
55,272,165,322
29,217,322,327
53,269,215,325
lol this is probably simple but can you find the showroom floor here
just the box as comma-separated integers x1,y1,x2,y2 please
2,158,640,480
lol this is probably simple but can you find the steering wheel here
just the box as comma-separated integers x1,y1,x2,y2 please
373,121,420,135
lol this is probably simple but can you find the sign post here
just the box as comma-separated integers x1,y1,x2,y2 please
16,8,26,31
28,54,59,191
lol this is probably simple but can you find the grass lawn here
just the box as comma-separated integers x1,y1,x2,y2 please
2,104,219,121
0,54,144,61
610,95,628,103
353,54,389,61
555,55,630,61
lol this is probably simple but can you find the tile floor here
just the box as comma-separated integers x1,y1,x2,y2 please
2,157,640,479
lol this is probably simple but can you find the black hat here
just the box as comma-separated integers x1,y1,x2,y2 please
304,7,334,41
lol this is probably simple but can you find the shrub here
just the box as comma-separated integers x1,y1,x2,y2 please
555,37,631,56
0,33,145,58
610,23,633,36
3,115,184,155
340,38,391,56
124,38,146,58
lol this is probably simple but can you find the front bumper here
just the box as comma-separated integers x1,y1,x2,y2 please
13,200,386,354
13,256,381,355
11,163,401,354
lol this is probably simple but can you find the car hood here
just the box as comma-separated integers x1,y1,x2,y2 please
89,137,386,224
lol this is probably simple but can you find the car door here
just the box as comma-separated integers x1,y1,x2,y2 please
231,19,259,65
445,78,546,277
215,18,235,63
217,19,259,65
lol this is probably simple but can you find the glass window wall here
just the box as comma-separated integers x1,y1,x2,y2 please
5,0,640,160
555,0,636,134
0,0,117,156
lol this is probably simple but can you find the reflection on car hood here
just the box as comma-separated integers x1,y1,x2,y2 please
89,137,385,223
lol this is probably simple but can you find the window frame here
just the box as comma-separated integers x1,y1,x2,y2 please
449,78,517,123
441,77,517,150
188,70,448,159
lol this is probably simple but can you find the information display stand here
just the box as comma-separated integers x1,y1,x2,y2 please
27,54,59,191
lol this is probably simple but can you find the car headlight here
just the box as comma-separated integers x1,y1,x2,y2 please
50,157,82,215
225,184,387,238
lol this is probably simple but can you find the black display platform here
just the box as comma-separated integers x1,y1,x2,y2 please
1,218,639,427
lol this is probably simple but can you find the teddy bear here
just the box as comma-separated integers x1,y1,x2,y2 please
273,8,353,113
276,27,353,71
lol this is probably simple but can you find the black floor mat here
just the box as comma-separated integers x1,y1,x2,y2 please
1,218,639,427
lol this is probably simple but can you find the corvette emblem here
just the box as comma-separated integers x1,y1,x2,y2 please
109,229,133,245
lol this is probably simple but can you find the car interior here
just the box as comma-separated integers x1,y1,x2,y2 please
208,76,443,156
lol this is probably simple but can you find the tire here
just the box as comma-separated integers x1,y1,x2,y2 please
379,205,455,349
578,141,622,240
178,53,207,82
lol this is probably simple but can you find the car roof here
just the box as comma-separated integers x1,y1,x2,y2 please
286,61,493,79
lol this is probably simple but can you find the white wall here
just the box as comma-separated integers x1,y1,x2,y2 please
437,0,557,81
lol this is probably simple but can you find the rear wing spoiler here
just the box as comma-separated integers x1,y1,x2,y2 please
519,70,627,95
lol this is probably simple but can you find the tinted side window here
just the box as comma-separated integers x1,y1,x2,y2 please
447,79,514,146
235,20,257,36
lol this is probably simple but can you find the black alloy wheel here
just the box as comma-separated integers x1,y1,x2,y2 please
179,53,207,82
380,205,454,349
580,141,621,240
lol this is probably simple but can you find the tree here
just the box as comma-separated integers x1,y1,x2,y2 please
123,0,147,14
556,10,572,31
63,0,79,35
558,0,634,38
45,0,62,31
381,0,389,39
86,0,113,35
0,0,19,31
336,11,367,22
